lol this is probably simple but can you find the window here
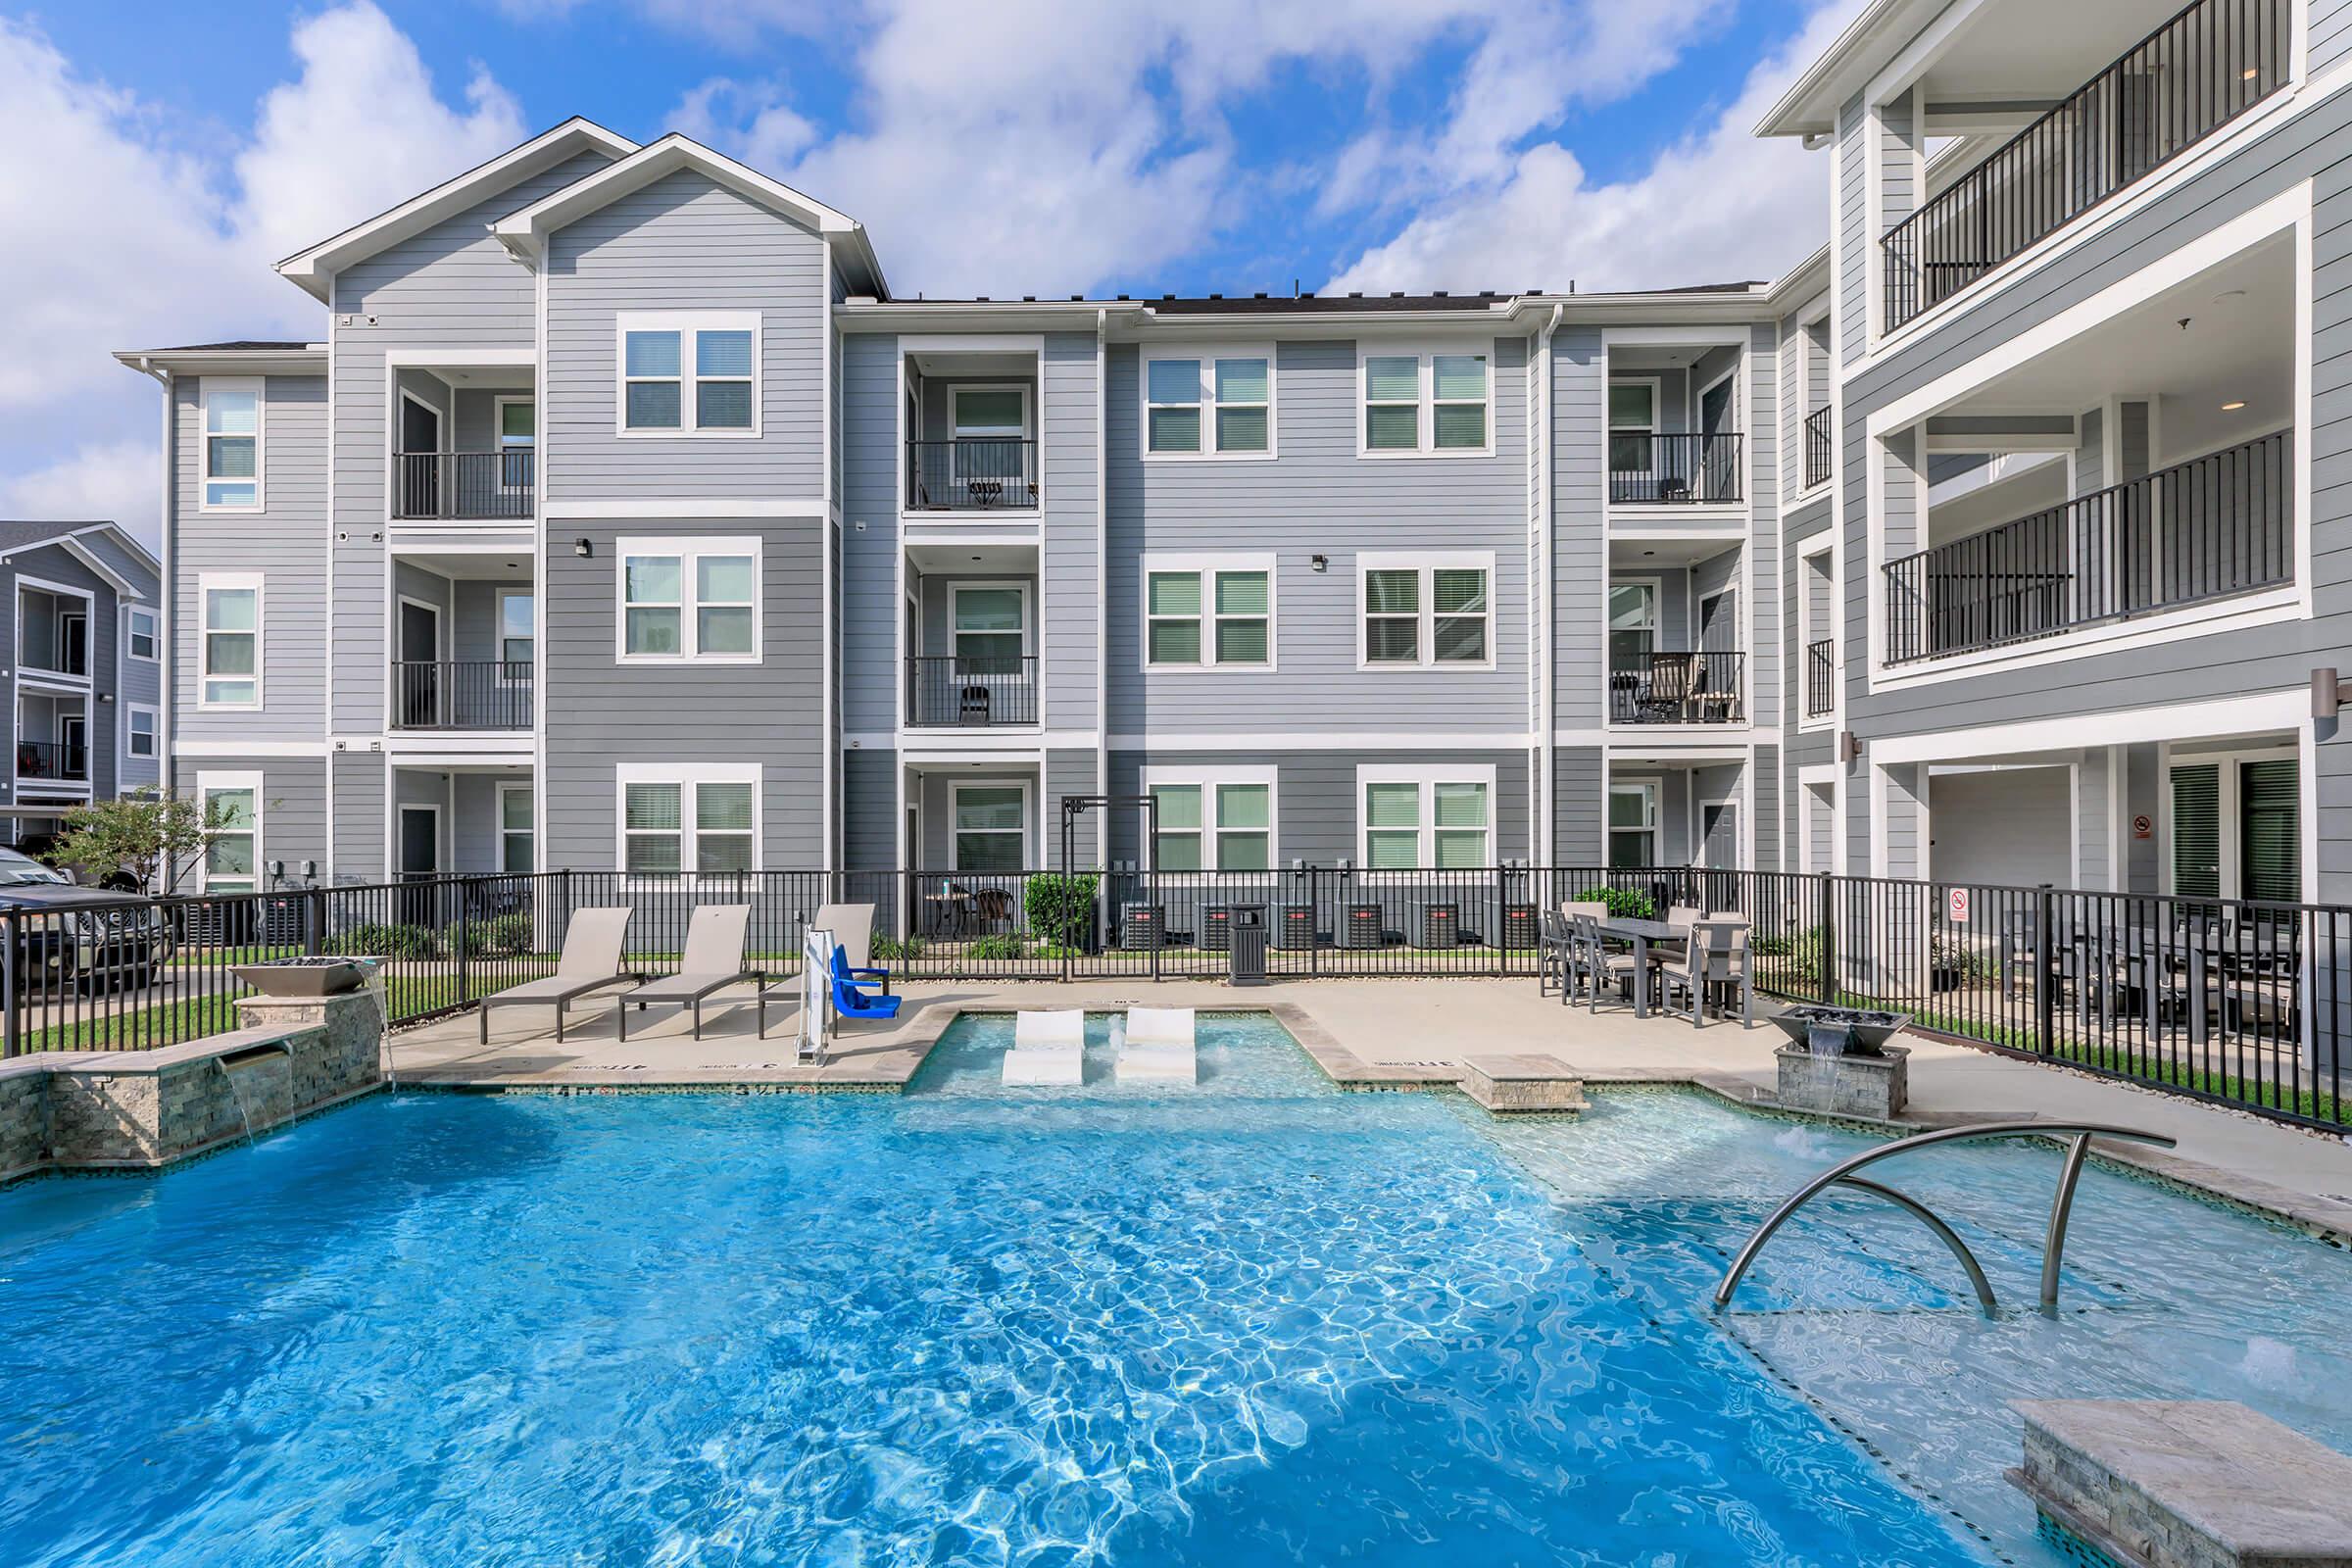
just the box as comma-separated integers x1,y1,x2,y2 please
618,313,759,434
202,379,262,510
1360,348,1491,456
199,774,261,894
498,591,535,671
2240,759,2299,904
1358,766,1494,869
1358,555,1492,669
1145,769,1275,871
618,767,759,877
1609,783,1657,869
952,386,1027,440
953,783,1027,872
1141,556,1273,669
126,608,158,662
1608,381,1656,473
952,585,1026,667
617,538,759,662
499,783,533,874
1142,351,1273,457
1609,581,1657,672
199,576,260,707
126,706,158,760
497,398,535,451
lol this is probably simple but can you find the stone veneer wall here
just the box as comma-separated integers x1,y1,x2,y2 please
0,1068,46,1181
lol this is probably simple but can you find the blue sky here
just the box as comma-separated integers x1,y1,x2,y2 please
0,0,1857,543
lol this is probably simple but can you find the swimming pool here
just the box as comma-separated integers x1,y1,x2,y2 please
0,1011,2342,1565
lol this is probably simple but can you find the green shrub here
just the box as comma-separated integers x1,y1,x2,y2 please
1753,924,1825,987
1592,885,1656,919
870,932,925,960
964,933,1030,961
326,922,437,961
444,912,535,959
1024,871,1101,950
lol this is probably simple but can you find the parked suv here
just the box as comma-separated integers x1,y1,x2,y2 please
0,850,173,992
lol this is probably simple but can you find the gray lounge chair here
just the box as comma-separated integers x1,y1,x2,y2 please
619,904,758,1041
755,903,881,1037
476,906,638,1044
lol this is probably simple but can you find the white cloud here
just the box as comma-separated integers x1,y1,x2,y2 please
671,77,818,172
0,440,153,527
1326,0,1868,296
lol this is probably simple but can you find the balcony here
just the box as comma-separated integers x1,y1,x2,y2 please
15,741,85,782
1803,407,1833,491
1609,434,1743,506
389,661,534,730
393,452,535,521
1884,429,2289,664
906,656,1039,728
1805,639,1835,718
1608,653,1745,725
906,439,1039,513
18,588,87,679
1883,0,2289,333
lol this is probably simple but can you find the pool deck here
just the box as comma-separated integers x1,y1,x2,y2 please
386,977,2352,1240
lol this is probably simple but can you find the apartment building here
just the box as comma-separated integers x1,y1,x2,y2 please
111,0,2341,906
1763,0,2344,906
0,521,163,847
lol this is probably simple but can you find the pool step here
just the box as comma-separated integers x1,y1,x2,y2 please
2008,1399,2352,1568
1460,1054,1588,1115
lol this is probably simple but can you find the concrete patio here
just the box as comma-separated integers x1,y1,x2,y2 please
385,976,2352,1241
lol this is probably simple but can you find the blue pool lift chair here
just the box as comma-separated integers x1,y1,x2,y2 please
831,945,901,1020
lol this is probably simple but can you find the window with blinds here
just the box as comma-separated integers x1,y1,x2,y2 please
2239,759,2299,904
2170,764,2219,898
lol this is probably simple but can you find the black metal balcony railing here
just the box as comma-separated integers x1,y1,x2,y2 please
1608,652,1745,724
17,742,86,782
1803,406,1833,491
393,452,535,521
1885,429,2290,664
1805,638,1836,717
906,656,1039,727
1608,433,1743,505
906,439,1039,512
1883,0,2288,332
390,661,534,730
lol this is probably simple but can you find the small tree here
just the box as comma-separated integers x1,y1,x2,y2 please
44,790,226,894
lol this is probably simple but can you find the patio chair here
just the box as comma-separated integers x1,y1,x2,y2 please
1653,923,1721,1027
831,945,901,1021
1674,920,1754,1027
1571,913,1641,1014
617,904,759,1042
475,906,638,1045
972,887,1015,933
1641,655,1697,722
1538,910,1574,997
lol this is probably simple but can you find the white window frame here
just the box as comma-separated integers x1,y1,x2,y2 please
948,580,1033,662
200,376,264,512
124,606,160,663
1355,344,1494,459
1138,553,1276,672
125,703,160,761
614,536,761,664
1354,762,1497,872
615,311,761,438
1607,376,1661,476
1608,780,1660,870
1140,765,1279,872
497,779,534,874
950,383,1032,440
615,763,762,883
493,393,535,452
197,771,263,894
1607,575,1661,675
1355,551,1494,671
1140,346,1277,461
197,572,263,710
496,588,534,687
951,778,1032,872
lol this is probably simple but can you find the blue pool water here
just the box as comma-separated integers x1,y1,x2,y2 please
0,1013,2344,1566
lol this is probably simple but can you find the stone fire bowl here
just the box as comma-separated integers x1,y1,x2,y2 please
231,957,374,998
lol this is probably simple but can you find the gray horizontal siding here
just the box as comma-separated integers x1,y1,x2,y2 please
841,333,899,736
1104,749,1533,866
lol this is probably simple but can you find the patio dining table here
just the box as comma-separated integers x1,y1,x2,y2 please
1596,915,1749,1019
2062,922,2300,1044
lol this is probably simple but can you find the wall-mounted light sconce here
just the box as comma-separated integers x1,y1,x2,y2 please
1838,729,1862,764
2314,667,2343,719
97,693,114,705
1310,554,1328,572
573,537,594,559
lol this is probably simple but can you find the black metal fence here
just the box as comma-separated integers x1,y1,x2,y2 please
1884,429,2291,663
11,864,2346,1133
1883,0,2288,330
1608,433,1743,504
1804,639,1835,717
1803,405,1832,490
389,661,534,730
392,451,535,521
1608,653,1745,724
905,656,1039,727
906,439,1039,511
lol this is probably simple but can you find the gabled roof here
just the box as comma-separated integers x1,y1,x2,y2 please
0,522,162,599
492,133,889,299
274,118,640,301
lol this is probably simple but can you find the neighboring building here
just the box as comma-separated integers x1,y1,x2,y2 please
0,521,165,849
112,0,2345,906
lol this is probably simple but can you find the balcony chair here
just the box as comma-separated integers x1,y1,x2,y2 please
617,904,759,1042
959,683,992,724
1641,656,1697,723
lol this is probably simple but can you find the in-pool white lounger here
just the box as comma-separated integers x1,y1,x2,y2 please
1117,1006,1198,1084
1003,1009,1086,1085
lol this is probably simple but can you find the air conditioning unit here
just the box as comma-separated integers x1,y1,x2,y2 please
1119,903,1163,952
1499,904,1539,951
1200,904,1233,953
1417,902,1460,950
1275,903,1317,951
1338,902,1385,949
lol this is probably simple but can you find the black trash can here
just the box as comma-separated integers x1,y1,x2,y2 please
1229,903,1268,986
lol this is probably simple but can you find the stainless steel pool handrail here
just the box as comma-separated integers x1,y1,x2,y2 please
1711,1120,2178,1317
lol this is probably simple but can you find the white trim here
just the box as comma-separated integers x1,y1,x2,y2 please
195,770,264,894
1606,776,1659,868
1138,763,1279,871
1355,342,1497,459
123,604,159,664
395,800,445,879
615,762,763,881
1355,550,1496,671
496,778,533,874
1140,345,1277,461
2157,739,2306,902
172,740,326,759
124,702,161,762
950,382,1032,440
948,578,1035,657
195,572,263,710
897,333,1046,355
394,592,447,727
950,777,1033,872
1867,689,2308,768
1354,760,1496,869
1107,730,1534,752
198,376,264,514
14,573,94,685
553,498,826,519
614,535,763,664
615,311,761,439
494,588,534,685
381,347,539,369
1139,553,1277,672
